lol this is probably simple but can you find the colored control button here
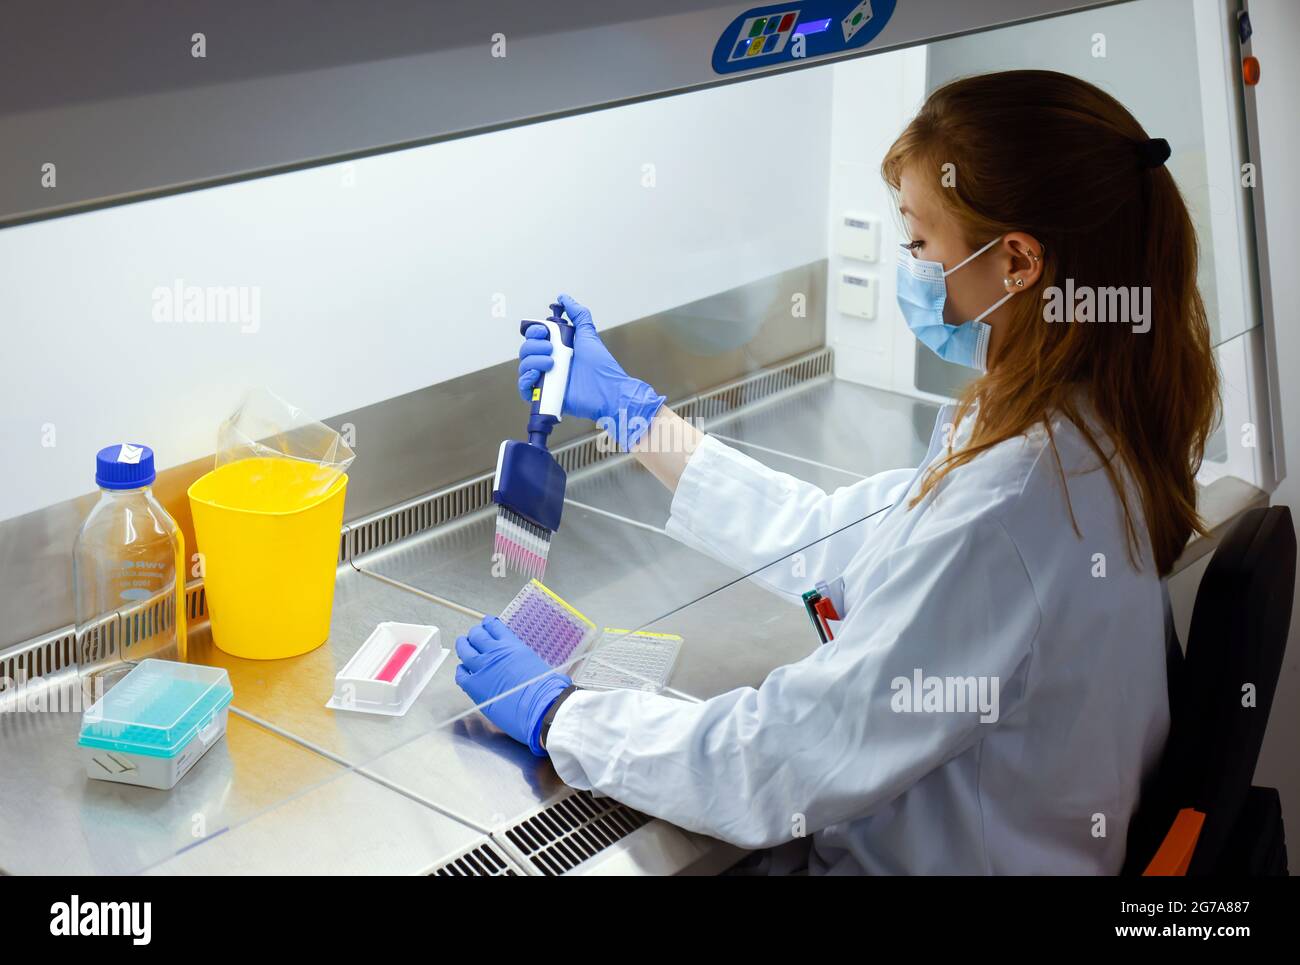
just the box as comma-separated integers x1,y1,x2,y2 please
748,36,765,55
853,13,864,25
764,16,779,34
733,38,751,58
763,33,779,52
749,18,766,37
779,12,796,31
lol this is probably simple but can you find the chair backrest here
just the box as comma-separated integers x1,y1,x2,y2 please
1131,505,1296,875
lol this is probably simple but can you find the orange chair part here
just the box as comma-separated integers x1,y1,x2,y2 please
1143,808,1206,876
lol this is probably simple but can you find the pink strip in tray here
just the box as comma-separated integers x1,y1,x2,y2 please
375,642,417,682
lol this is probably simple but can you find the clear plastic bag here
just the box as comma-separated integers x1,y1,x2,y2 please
215,387,355,505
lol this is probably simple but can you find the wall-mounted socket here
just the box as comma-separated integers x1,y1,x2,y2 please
839,270,877,319
836,210,879,262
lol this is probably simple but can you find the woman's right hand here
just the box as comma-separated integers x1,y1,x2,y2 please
517,293,665,449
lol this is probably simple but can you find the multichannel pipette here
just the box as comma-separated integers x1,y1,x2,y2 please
491,303,574,579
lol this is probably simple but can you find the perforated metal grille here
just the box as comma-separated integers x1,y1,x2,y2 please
185,582,208,623
0,627,76,696
118,589,177,651
680,347,834,424
0,578,211,700
348,474,495,559
498,791,650,876
429,841,522,876
76,612,121,666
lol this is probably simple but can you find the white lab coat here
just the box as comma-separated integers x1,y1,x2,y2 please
547,403,1170,874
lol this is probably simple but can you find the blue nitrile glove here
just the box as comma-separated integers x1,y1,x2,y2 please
517,293,666,450
454,616,572,756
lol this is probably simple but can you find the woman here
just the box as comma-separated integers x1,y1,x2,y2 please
455,70,1219,874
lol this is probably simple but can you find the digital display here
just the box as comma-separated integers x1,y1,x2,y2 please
795,18,831,34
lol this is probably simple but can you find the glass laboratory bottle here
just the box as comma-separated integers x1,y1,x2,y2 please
73,444,187,666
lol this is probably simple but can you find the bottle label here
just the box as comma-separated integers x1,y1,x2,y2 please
118,559,167,602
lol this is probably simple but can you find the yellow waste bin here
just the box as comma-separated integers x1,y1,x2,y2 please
188,457,347,660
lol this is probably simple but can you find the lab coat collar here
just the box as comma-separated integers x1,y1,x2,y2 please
922,402,965,466
924,385,1099,467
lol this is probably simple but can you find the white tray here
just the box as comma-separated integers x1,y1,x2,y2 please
325,622,446,717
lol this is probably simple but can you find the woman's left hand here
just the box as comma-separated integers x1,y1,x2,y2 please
454,616,572,756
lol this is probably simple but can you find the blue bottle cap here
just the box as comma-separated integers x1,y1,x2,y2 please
95,443,156,490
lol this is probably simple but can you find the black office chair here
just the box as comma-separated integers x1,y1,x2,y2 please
1124,505,1295,876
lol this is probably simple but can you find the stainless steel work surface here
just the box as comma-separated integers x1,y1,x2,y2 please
607,515,894,698
358,514,882,838
140,767,488,875
351,381,928,831
0,573,532,874
358,502,752,646
358,382,929,636
566,444,864,531
187,567,571,831
641,585,821,699
356,722,567,832
0,692,338,875
358,580,828,828
706,379,938,477
566,378,933,529
190,568,477,763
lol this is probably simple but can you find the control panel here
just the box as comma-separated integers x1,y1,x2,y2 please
711,1,897,74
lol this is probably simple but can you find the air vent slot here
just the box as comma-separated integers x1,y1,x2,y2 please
118,589,177,651
0,626,77,696
497,791,650,876
77,613,120,665
429,840,522,876
186,583,208,622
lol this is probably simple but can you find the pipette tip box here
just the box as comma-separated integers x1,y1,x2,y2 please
325,622,446,716
77,658,234,790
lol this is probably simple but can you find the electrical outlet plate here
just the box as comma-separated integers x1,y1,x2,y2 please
839,270,877,319
836,211,879,261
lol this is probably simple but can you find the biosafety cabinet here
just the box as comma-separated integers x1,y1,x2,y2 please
0,0,1286,874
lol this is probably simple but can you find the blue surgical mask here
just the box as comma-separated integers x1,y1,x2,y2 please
895,236,1012,372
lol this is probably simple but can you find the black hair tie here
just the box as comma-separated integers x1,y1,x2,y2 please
1136,137,1171,169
